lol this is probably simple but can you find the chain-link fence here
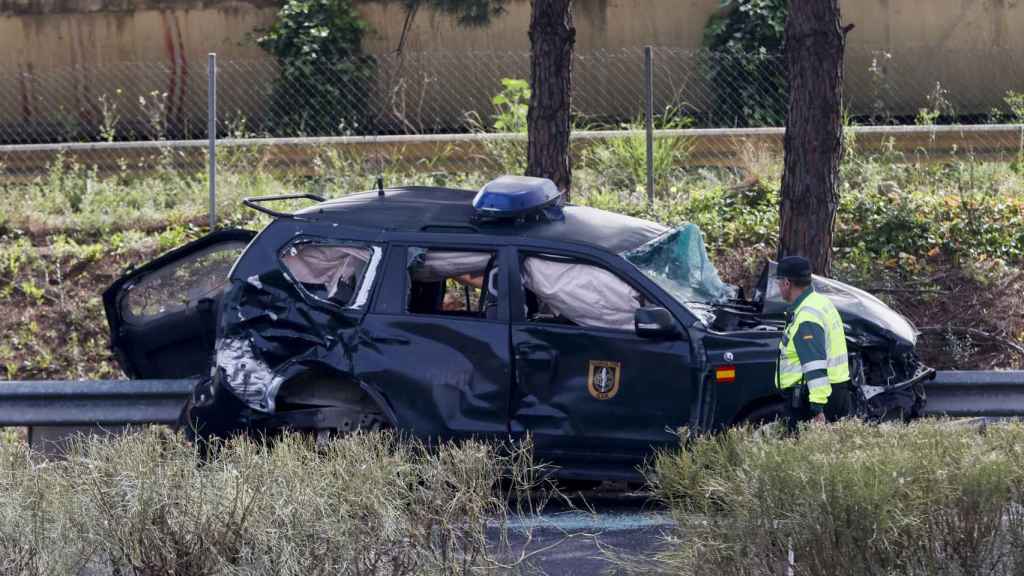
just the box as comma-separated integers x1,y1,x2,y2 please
1,46,1023,182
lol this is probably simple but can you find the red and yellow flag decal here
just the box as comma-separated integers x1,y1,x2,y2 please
715,365,736,383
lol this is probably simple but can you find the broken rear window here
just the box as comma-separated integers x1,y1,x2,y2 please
280,242,375,307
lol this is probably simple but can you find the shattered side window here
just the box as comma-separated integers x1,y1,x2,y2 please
122,241,247,322
521,255,645,332
407,248,498,318
280,242,377,307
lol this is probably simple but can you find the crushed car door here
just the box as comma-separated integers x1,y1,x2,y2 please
509,249,697,473
103,229,255,379
355,242,511,441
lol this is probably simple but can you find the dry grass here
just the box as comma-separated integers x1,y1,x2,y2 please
0,428,554,576
635,420,1024,576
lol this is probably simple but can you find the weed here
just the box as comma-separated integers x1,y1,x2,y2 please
581,105,694,196
916,81,955,126
1005,90,1024,122
97,90,123,143
466,78,530,174
138,90,170,141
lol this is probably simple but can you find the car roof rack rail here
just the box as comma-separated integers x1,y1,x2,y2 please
419,222,481,234
242,193,327,219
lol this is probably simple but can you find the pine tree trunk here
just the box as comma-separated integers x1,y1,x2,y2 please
527,0,575,199
778,0,850,277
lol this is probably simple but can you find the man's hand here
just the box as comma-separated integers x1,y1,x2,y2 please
811,411,826,424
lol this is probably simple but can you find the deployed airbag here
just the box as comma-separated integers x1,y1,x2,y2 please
522,256,641,331
281,244,371,299
408,250,494,281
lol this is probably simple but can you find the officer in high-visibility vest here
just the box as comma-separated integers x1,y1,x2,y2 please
775,256,851,431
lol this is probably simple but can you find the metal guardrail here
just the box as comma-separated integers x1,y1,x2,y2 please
2,124,1022,177
0,371,1022,428
0,379,194,426
921,371,1024,418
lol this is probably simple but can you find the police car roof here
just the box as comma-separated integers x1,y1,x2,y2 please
296,186,668,253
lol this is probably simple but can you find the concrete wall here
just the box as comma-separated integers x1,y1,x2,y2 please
0,0,276,69
4,0,1022,68
1,0,1023,141
356,0,720,54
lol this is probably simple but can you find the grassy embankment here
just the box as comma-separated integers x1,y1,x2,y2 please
0,138,1022,380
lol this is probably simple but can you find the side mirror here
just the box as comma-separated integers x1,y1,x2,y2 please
635,307,680,339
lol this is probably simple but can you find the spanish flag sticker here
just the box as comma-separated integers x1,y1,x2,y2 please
716,365,737,383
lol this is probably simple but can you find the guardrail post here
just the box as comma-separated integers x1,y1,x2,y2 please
208,52,218,230
644,46,655,207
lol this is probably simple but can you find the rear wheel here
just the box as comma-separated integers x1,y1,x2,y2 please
274,373,391,441
177,375,391,446
309,403,390,449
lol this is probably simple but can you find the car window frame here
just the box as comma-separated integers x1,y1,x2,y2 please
511,246,679,336
276,235,384,312
391,242,510,324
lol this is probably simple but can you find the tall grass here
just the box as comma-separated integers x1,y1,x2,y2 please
0,429,550,575
642,420,1024,576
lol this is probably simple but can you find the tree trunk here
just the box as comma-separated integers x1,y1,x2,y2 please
527,0,575,199
778,0,850,277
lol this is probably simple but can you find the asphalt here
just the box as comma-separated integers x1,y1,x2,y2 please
490,489,675,574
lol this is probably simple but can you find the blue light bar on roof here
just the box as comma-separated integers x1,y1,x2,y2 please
472,175,561,220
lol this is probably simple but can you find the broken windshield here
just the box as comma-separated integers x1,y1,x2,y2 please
623,224,735,312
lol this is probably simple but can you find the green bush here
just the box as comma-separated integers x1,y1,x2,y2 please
256,0,374,136
702,0,787,127
836,153,1024,271
646,420,1024,576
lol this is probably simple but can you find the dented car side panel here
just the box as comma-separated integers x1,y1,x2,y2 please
211,220,385,419
216,226,522,441
352,240,514,439
504,242,702,473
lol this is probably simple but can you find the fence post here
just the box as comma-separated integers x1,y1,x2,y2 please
644,46,655,207
208,52,217,230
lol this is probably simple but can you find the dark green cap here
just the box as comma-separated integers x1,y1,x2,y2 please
776,256,812,280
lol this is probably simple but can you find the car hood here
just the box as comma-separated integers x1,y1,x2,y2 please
756,261,919,349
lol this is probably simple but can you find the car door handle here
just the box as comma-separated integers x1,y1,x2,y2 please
514,344,556,366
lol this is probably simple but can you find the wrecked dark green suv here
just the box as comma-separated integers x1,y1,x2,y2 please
104,176,932,480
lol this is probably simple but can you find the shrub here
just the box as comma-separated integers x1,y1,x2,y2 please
0,429,550,575
256,0,374,136
702,0,787,127
645,420,1024,576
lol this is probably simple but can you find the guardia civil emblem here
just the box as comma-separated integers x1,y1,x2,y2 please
588,360,621,400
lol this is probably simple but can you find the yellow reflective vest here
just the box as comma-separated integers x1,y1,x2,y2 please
776,290,850,405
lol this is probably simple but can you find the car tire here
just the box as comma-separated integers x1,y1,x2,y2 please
304,401,391,449
316,403,389,435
